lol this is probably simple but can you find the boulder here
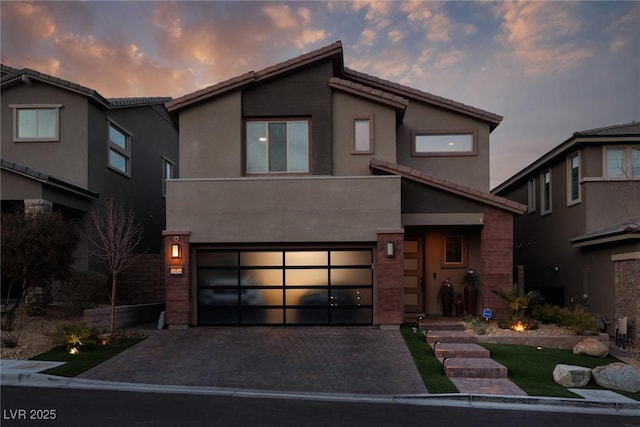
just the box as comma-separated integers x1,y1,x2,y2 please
573,338,609,358
592,362,640,393
553,364,592,387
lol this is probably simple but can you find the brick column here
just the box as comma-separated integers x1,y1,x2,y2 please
163,230,191,329
481,207,514,319
374,229,404,329
613,253,640,342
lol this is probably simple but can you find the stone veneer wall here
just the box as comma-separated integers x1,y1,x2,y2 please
118,254,165,304
163,231,192,328
480,206,515,319
374,229,404,328
614,253,640,342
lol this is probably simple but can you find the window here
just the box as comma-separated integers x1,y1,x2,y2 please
108,121,131,175
605,146,640,179
443,235,465,266
353,115,373,154
246,120,309,173
567,153,581,204
527,177,536,213
10,104,61,142
541,170,552,214
163,157,174,196
412,129,476,156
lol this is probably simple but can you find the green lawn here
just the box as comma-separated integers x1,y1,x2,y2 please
30,337,145,377
482,343,640,400
400,325,458,393
400,324,640,401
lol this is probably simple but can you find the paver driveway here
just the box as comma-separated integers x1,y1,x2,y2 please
79,327,428,395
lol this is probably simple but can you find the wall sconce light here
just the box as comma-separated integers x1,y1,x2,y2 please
385,241,395,258
551,266,560,273
171,243,181,259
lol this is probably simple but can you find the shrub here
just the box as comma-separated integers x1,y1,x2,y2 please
24,293,49,317
53,321,100,351
59,271,108,316
466,317,489,335
1,332,19,348
531,304,598,335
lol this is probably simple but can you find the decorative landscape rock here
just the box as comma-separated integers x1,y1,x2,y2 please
552,364,592,387
573,337,609,358
592,362,640,393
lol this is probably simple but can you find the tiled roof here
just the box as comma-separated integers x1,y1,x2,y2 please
328,77,409,111
573,121,640,136
344,68,503,129
370,158,526,215
166,41,343,112
108,97,172,108
493,121,640,194
1,64,172,110
1,159,98,199
570,219,640,247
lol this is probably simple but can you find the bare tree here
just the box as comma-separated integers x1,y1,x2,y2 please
83,196,143,336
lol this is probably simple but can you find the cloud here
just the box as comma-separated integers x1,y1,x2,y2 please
493,1,594,75
606,4,640,54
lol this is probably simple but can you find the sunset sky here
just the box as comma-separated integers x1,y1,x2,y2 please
2,1,638,188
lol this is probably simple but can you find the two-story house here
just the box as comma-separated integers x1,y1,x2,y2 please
162,41,525,329
1,64,179,303
493,122,640,339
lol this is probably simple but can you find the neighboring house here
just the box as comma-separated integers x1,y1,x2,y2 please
163,41,525,328
493,122,640,338
1,64,179,303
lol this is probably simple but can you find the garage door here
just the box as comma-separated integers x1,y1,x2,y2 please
196,249,373,325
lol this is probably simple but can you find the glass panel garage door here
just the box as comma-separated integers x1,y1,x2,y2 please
197,249,373,325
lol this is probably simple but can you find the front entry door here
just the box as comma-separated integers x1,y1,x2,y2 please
403,238,424,313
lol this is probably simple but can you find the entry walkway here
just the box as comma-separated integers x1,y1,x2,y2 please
77,327,427,395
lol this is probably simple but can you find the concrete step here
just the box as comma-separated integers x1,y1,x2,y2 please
443,358,508,379
426,330,477,344
434,343,490,359
419,320,466,332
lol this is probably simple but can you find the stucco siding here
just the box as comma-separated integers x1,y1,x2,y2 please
179,91,242,178
166,175,401,242
331,91,397,176
1,81,89,188
396,102,491,191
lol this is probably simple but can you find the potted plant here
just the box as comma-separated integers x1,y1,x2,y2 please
463,268,479,315
438,278,454,317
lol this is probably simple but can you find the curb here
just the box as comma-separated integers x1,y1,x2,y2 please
2,372,639,416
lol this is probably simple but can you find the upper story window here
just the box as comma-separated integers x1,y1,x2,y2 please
108,120,131,176
541,169,552,215
604,146,640,179
163,157,174,196
567,152,581,205
246,119,309,174
412,129,476,156
10,104,62,142
527,177,536,213
353,115,374,154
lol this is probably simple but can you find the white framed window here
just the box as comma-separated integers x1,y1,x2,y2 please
604,146,640,179
541,169,552,215
567,152,581,205
352,115,374,154
412,129,477,156
527,177,536,213
246,119,309,174
9,104,62,142
162,157,174,196
108,120,131,176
